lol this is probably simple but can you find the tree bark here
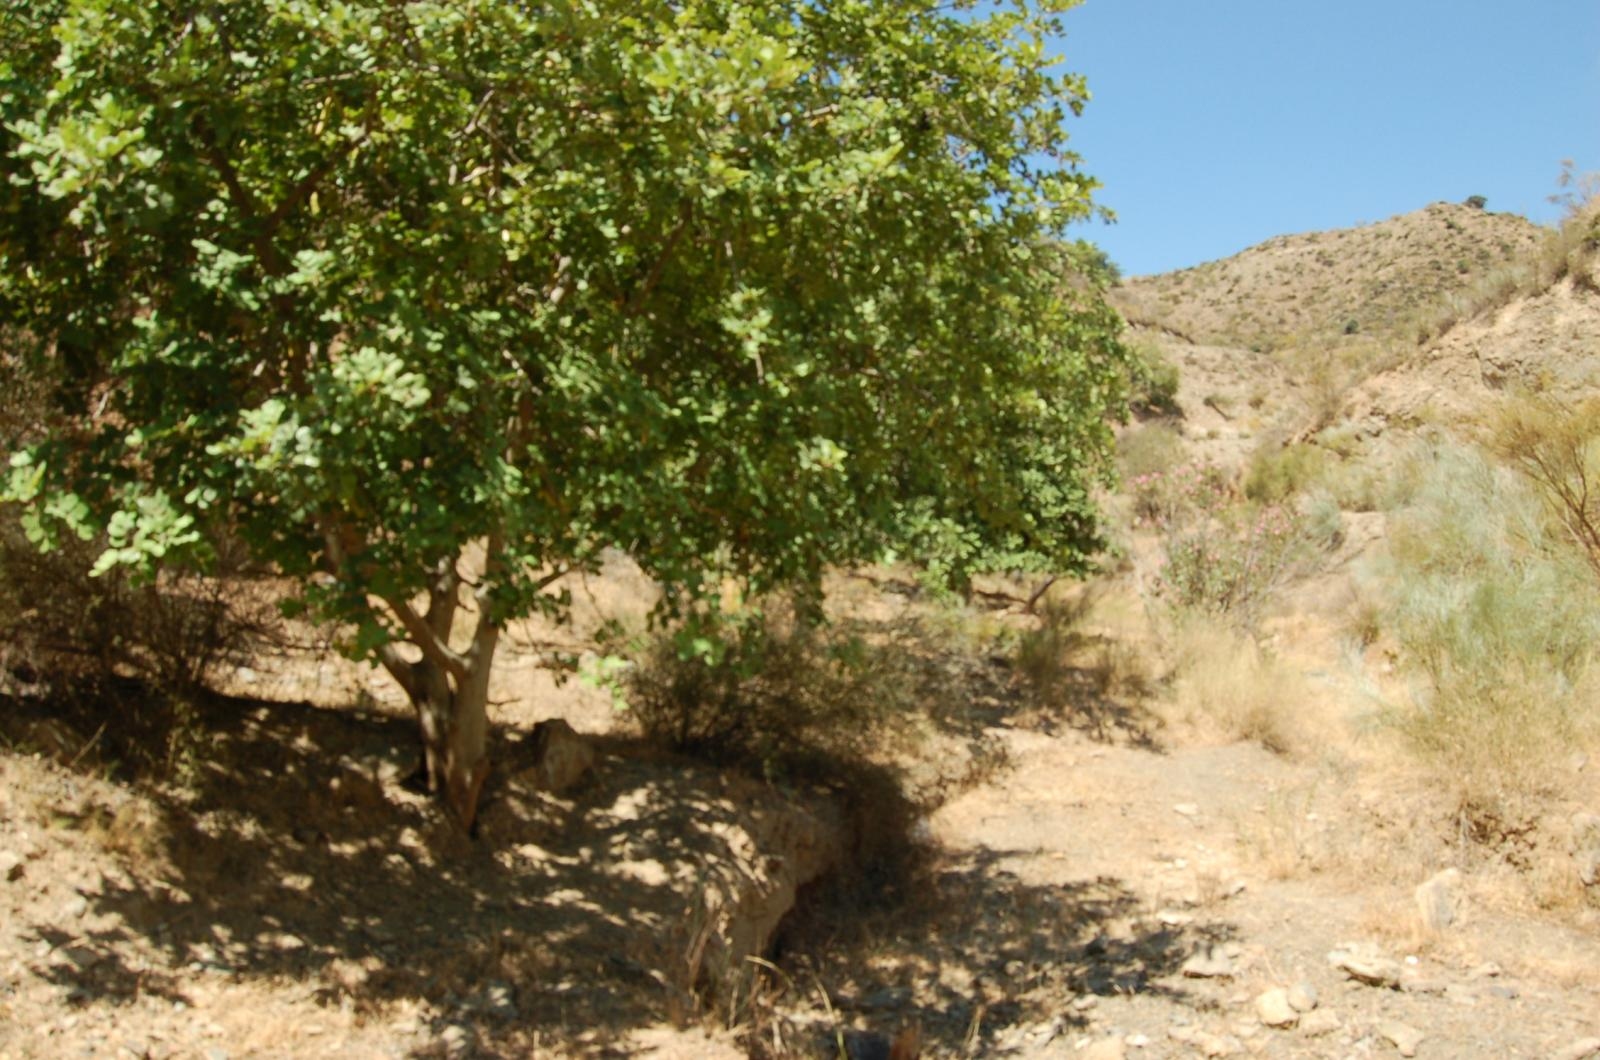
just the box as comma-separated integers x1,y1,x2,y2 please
372,550,500,831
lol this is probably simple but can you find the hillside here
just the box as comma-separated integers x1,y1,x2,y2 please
1115,201,1544,351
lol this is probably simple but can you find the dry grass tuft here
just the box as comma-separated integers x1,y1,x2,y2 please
1159,619,1310,754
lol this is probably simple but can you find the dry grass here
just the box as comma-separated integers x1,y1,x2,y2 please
1158,618,1311,754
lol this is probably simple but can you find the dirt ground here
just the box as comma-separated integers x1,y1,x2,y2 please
2,565,1598,1059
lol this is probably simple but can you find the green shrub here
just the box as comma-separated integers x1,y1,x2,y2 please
1128,343,1181,415
1129,460,1233,529
1156,502,1308,619
1379,445,1600,816
1244,442,1327,503
1117,422,1185,481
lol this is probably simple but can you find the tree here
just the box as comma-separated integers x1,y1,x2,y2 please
1,0,1130,828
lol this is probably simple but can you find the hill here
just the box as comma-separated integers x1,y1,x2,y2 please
1114,201,1544,351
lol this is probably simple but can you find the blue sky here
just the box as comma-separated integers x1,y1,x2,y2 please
1057,1,1600,277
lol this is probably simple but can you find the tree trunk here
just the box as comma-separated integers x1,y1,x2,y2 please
369,548,504,833
407,624,498,832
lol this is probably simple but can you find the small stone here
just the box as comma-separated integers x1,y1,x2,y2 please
1379,1021,1426,1057
1414,868,1463,931
1071,995,1099,1012
236,667,257,684
1157,910,1194,927
1196,1032,1240,1057
61,896,89,920
1485,982,1520,1000
1328,947,1402,989
120,1041,149,1060
1286,981,1318,1012
1298,1010,1342,1038
204,1050,229,1060
1255,987,1298,1029
514,718,596,794
1182,947,1235,979
1174,803,1200,817
1125,1033,1151,1048
1553,1038,1600,1060
1468,961,1503,979
0,850,23,882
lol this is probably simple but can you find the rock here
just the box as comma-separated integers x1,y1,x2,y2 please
1554,1038,1600,1060
0,850,23,882
61,896,89,920
1174,803,1200,817
1572,813,1600,886
1298,1010,1342,1038
1467,961,1503,979
1197,1032,1240,1057
1328,946,1402,989
1414,867,1464,931
1286,981,1318,1012
1182,946,1235,979
1379,1021,1425,1057
1255,988,1298,1029
1485,982,1520,1000
514,719,596,794
1081,1036,1127,1060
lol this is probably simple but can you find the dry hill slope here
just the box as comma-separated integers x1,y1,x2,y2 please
1116,201,1542,351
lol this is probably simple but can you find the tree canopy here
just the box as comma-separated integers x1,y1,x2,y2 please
1,0,1130,825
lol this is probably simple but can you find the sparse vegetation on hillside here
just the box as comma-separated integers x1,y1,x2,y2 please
1114,202,1543,351
1375,444,1600,822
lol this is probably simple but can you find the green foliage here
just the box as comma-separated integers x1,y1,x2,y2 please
1379,444,1600,813
1243,442,1327,503
1128,342,1181,415
1116,422,1185,481
1134,461,1309,620
1157,503,1307,620
1465,195,1488,211
1,2,1130,673
1129,460,1231,529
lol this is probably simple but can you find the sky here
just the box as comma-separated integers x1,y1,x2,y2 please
1057,1,1600,277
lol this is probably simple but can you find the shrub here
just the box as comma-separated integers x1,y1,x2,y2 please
1128,342,1181,415
1116,422,1185,481
1156,502,1307,619
1244,442,1327,503
1378,444,1600,817
1129,460,1233,529
1465,195,1488,210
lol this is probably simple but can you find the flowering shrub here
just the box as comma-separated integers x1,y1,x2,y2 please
1157,503,1306,617
1131,461,1235,529
1133,461,1308,619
